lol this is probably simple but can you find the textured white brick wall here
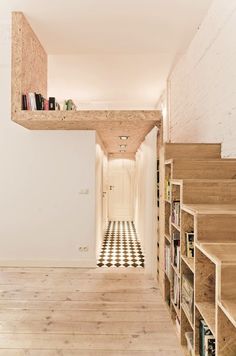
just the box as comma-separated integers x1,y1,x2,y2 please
168,0,236,157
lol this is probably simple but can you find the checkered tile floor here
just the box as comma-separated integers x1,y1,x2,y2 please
97,221,145,268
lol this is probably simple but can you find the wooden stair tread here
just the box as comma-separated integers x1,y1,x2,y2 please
196,243,236,264
182,204,236,215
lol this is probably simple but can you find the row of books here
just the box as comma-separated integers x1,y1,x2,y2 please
22,93,76,111
165,244,171,280
182,273,194,323
172,200,181,226
172,230,180,271
185,231,194,258
165,179,171,201
199,319,215,355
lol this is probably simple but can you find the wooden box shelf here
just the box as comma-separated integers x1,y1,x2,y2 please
11,12,161,156
159,143,236,355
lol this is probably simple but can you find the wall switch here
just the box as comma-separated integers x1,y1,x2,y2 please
79,189,89,194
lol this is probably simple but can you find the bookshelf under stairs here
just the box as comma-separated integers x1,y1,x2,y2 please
159,143,236,356
11,12,161,157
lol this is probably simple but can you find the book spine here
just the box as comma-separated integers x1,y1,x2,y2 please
29,93,36,111
49,97,56,110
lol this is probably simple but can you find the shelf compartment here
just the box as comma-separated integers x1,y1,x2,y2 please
181,255,194,273
164,233,171,243
219,299,236,328
218,305,236,356
171,221,181,232
181,272,194,328
195,301,215,336
171,263,180,278
195,246,216,310
171,298,181,319
180,306,194,350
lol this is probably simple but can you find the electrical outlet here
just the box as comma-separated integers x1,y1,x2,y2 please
78,246,89,252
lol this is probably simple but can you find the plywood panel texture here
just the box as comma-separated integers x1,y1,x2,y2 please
12,12,47,114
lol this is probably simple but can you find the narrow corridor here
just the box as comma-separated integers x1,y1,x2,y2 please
97,221,145,268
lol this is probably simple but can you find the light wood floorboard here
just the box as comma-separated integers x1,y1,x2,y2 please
0,267,183,355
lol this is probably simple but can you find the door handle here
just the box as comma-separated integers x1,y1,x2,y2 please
109,185,114,190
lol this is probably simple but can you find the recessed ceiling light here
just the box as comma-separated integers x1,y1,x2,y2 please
119,136,129,140
120,144,127,149
120,150,126,153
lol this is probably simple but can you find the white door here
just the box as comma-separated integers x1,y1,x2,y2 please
102,156,108,233
108,159,135,221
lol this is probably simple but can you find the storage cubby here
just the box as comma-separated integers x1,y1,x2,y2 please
218,305,236,355
195,246,216,335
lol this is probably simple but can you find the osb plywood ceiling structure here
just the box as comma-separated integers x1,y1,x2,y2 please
11,12,161,156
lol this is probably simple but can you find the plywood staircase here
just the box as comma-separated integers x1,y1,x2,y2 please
159,143,236,355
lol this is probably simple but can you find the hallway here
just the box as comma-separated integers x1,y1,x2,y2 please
97,221,145,268
0,267,183,355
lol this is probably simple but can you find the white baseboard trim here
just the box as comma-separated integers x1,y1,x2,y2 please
0,259,97,268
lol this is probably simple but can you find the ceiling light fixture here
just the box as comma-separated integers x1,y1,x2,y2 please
120,150,126,153
120,144,127,149
119,136,129,140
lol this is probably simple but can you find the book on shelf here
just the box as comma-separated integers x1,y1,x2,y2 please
165,179,171,201
171,230,180,271
165,244,171,280
173,272,180,309
181,273,194,323
199,319,215,356
172,200,180,226
22,93,65,111
185,231,194,258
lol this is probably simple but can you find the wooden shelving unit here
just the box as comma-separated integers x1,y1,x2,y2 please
11,12,161,157
159,143,236,355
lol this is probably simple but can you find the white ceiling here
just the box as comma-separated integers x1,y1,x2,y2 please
3,0,213,108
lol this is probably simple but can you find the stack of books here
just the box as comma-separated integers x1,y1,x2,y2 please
172,200,181,226
199,319,215,355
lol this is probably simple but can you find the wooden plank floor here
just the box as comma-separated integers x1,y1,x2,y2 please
0,267,183,355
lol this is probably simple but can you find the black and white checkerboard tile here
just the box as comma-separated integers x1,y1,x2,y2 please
97,221,145,268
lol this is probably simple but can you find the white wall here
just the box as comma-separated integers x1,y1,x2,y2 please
95,138,108,259
135,127,158,276
167,0,236,157
0,10,97,267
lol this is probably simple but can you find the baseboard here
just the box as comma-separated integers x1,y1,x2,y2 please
0,259,97,268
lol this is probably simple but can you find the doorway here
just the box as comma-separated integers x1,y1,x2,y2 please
97,158,145,268
108,159,135,221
